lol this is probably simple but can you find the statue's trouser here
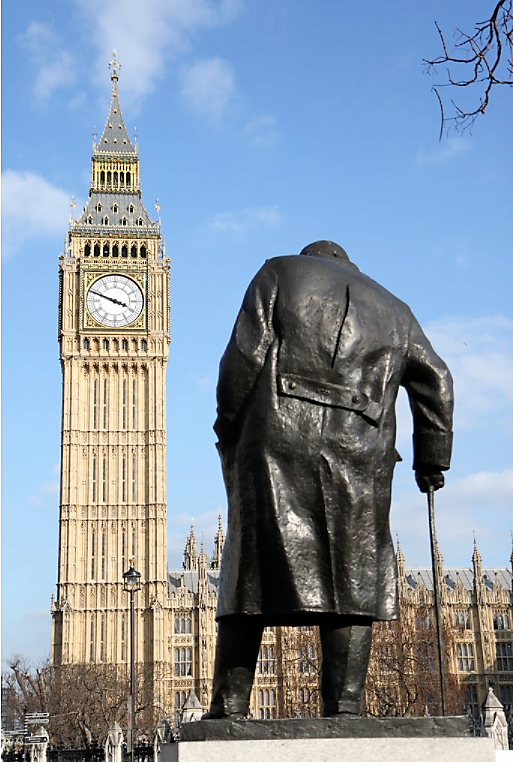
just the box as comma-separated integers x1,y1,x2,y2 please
319,616,373,716
207,614,373,718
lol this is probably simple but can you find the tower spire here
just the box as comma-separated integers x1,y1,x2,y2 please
95,51,135,156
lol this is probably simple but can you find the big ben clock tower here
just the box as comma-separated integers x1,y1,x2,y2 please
51,51,170,687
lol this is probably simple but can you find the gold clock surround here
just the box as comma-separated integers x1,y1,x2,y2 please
82,269,147,330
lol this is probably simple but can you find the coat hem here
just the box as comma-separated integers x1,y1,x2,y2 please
216,608,400,625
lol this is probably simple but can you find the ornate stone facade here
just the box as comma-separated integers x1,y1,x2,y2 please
51,54,170,716
170,530,512,725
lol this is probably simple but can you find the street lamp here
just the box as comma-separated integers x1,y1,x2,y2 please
123,561,141,762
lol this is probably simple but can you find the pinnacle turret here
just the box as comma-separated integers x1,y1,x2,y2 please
211,512,225,570
472,533,485,601
510,532,513,586
183,523,198,571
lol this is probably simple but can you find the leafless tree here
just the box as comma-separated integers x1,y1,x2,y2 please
274,626,321,719
1,654,51,728
364,606,463,717
2,656,175,747
424,1,513,137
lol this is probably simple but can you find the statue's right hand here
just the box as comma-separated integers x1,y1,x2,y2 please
415,470,445,493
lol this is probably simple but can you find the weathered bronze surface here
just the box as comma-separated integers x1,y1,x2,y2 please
208,240,454,719
183,715,471,741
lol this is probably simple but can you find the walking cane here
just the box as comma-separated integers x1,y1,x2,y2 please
428,485,447,716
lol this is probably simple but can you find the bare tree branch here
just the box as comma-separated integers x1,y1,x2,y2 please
424,1,513,136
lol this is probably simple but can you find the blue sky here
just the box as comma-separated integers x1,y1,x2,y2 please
2,0,512,665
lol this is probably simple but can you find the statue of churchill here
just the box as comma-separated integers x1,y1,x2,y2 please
206,240,453,719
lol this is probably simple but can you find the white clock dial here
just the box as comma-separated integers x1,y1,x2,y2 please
86,274,144,327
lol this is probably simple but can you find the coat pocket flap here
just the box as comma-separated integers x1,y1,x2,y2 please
277,373,382,425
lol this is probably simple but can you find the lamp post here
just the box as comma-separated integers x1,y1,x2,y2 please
123,561,141,762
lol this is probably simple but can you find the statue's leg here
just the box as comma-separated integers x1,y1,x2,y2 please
205,615,263,719
319,616,373,716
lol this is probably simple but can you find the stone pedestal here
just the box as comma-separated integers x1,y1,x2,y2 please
173,717,497,762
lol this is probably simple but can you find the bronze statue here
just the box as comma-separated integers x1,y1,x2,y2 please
206,241,453,719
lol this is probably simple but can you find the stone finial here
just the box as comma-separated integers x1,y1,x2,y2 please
181,689,204,724
109,50,120,82
481,687,509,750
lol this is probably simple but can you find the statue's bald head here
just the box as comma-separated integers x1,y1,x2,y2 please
300,240,353,265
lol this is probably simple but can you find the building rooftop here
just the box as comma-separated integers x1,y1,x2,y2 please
404,568,512,592
168,569,220,596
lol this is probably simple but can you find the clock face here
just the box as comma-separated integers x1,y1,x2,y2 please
86,274,144,328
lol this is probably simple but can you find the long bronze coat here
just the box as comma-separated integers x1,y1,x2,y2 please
214,251,453,622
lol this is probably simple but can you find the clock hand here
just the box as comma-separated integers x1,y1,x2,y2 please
89,289,128,308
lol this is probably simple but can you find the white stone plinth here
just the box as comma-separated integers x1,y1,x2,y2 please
171,736,496,762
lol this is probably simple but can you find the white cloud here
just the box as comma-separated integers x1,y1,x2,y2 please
415,137,471,164
19,21,76,103
429,238,472,268
2,171,73,258
29,480,59,507
391,467,513,567
245,115,280,147
73,0,245,108
424,315,513,431
29,464,60,507
23,610,51,621
180,57,236,122
208,205,282,235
